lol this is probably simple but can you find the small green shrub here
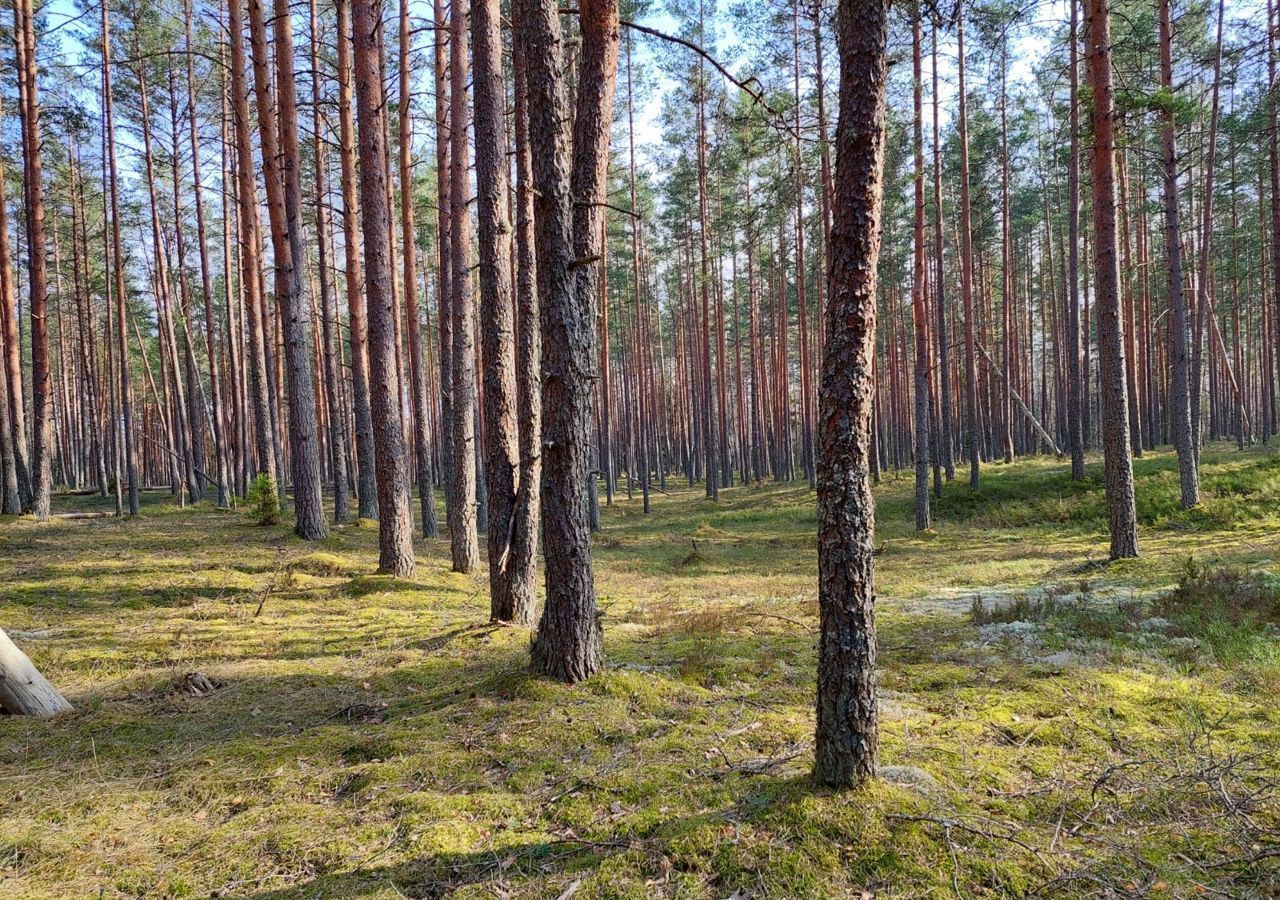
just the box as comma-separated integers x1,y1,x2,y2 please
246,474,281,526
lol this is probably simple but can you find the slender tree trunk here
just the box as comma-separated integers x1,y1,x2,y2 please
1066,0,1086,480
14,0,53,519
448,0,480,573
956,9,980,490
398,0,439,539
246,0,327,539
509,14,542,624
309,0,350,523
473,0,523,619
335,0,377,520
815,0,889,789
910,10,931,531
1159,0,1198,507
228,0,276,492
351,0,416,576
1084,0,1139,559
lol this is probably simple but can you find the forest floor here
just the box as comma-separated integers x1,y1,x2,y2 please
2,445,1280,898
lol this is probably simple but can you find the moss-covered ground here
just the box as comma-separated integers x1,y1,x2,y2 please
2,445,1279,897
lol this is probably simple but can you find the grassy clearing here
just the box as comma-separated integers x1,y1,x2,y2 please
1,445,1279,897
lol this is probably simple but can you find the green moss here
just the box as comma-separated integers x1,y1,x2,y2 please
2,446,1279,896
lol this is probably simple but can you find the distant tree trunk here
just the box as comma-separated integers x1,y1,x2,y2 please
1066,0,1085,480
0,101,25,515
1158,0,1198,508
1190,0,1225,467
434,0,453,530
0,628,70,716
910,10,931,531
13,0,53,519
335,0,378,520
228,0,276,492
814,0,888,789
929,23,954,484
998,37,1014,465
956,8,980,490
525,0,618,682
473,0,522,620
246,0,327,539
695,42,718,501
509,16,542,624
351,0,416,576
1084,0,1139,559
448,0,480,574
310,0,350,523
399,0,439,539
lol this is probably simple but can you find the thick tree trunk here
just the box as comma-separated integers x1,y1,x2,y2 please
351,0,416,577
1084,0,1139,559
525,0,618,682
0,628,70,716
814,0,888,789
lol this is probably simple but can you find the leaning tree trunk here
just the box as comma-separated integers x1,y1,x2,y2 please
0,628,71,716
814,0,889,789
1084,0,1139,559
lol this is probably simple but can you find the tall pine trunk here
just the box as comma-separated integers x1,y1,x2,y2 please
814,0,889,788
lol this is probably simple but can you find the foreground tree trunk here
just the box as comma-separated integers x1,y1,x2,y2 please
0,628,71,716
1084,0,1139,559
814,0,889,788
526,0,618,682
351,0,416,576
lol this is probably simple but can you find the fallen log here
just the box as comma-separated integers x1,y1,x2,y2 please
0,627,72,716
